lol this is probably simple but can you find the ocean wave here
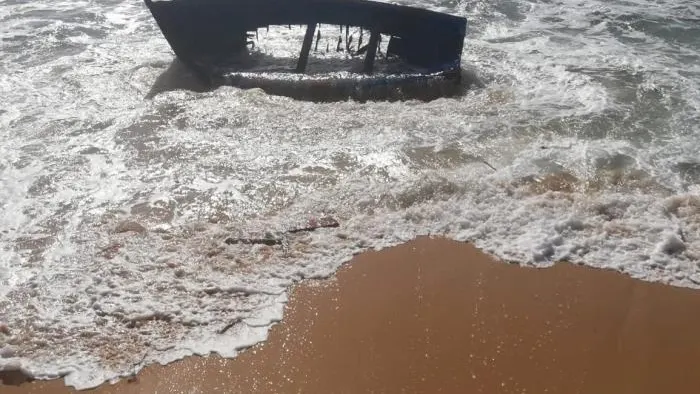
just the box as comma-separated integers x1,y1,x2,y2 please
0,0,698,389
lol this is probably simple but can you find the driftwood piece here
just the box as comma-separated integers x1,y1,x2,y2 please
224,216,340,246
287,216,340,233
224,237,282,246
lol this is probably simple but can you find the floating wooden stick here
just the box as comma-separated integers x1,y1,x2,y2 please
224,217,340,247
224,237,282,246
287,216,340,233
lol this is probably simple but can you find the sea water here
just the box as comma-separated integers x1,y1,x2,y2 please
0,0,698,389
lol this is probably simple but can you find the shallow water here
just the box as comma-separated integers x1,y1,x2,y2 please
0,0,699,389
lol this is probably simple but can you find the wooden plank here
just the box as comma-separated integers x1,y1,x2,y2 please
296,23,317,73
363,30,380,73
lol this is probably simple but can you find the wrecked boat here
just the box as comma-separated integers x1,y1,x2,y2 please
143,0,468,101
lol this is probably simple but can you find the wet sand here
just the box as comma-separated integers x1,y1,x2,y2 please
4,237,700,393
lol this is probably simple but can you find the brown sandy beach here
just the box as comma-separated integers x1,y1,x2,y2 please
3,237,700,393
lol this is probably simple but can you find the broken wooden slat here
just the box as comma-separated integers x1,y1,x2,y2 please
315,28,321,51
358,27,363,52
296,23,317,73
345,24,350,52
363,30,380,73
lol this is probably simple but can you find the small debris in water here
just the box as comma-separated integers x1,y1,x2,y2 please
218,317,243,334
288,216,340,233
98,242,123,259
225,237,283,246
224,216,339,246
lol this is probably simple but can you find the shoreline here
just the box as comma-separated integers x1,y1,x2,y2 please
4,236,700,393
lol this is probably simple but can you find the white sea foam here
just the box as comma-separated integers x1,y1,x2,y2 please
0,0,699,389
